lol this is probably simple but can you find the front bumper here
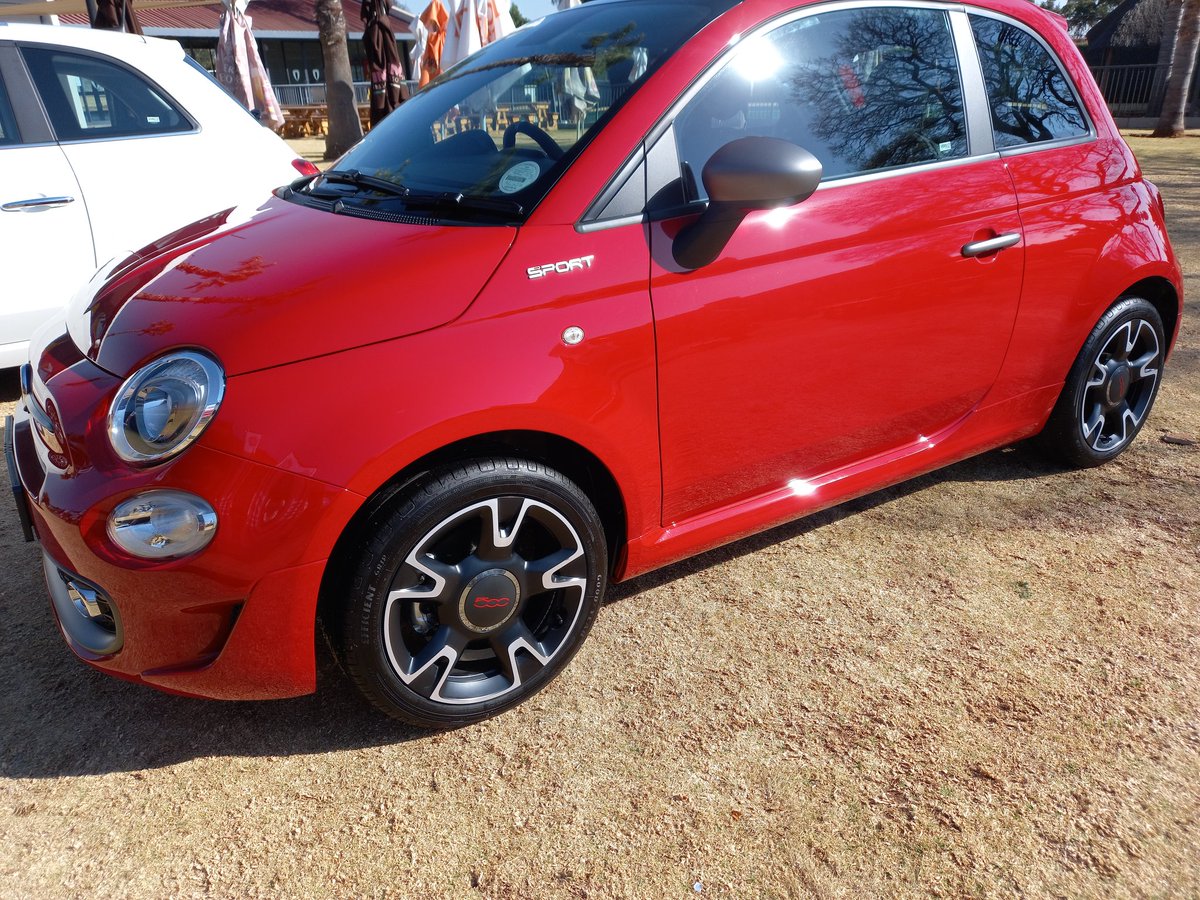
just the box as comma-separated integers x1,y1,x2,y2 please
8,342,364,701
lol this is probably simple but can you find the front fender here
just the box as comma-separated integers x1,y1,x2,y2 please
201,288,662,561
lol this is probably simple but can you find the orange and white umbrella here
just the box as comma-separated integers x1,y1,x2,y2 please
414,0,450,87
444,0,484,69
412,0,515,85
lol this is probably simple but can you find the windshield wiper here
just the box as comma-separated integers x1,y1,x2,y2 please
318,169,411,198
304,174,524,219
399,191,524,217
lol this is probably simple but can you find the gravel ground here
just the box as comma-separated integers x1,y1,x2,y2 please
0,135,1196,899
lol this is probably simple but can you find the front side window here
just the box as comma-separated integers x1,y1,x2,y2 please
302,0,737,221
674,7,968,192
969,15,1089,149
21,47,190,141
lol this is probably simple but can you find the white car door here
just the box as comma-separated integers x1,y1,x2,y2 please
0,59,95,370
18,43,206,266
19,43,294,268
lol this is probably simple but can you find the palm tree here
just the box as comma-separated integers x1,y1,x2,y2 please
316,0,364,158
1152,0,1200,136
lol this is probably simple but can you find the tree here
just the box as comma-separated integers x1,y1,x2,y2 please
1152,0,1200,136
1058,0,1120,34
316,0,364,159
1035,0,1119,37
510,3,528,27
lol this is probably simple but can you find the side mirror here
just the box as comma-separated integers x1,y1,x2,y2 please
672,137,823,270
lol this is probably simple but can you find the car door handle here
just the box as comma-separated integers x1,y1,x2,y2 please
2,196,76,212
961,232,1021,258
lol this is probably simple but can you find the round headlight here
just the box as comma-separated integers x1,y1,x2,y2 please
108,351,224,465
107,490,217,560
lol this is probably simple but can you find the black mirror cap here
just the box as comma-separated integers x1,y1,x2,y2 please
672,138,823,270
703,136,823,208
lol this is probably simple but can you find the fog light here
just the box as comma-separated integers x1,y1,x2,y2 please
107,490,217,560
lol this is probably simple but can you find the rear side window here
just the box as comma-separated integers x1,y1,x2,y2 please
674,7,969,187
969,16,1088,149
21,47,190,141
0,78,19,145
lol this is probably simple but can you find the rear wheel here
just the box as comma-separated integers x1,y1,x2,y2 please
340,458,607,727
1037,297,1164,468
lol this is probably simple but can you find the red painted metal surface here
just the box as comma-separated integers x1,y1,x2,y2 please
12,0,1184,702
85,199,516,378
649,158,1025,523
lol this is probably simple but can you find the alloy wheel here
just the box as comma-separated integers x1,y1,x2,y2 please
1079,317,1161,453
381,496,589,705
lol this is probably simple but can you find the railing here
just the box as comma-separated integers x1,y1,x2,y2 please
273,80,420,107
272,79,628,113
1090,63,1200,118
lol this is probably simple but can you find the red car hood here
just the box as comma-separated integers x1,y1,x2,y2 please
77,197,516,377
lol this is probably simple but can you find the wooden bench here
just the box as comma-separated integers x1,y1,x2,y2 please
281,106,327,138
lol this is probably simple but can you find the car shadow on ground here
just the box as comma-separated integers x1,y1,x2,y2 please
0,442,1064,779
606,442,1066,602
0,368,19,403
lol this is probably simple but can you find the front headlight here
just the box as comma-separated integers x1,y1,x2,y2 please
108,351,224,465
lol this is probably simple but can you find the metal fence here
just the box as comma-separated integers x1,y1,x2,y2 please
1090,63,1200,118
273,81,420,107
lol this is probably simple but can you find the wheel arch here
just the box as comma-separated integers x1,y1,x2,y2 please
317,430,629,637
1123,275,1181,356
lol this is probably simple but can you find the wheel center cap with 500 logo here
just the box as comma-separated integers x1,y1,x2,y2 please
459,568,521,633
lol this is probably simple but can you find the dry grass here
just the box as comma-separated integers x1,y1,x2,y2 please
0,135,1197,899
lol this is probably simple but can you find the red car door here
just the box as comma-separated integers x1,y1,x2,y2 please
647,5,1026,524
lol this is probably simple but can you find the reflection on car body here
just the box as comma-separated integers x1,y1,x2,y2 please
7,0,1182,728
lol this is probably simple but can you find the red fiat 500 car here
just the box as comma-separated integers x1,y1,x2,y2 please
6,0,1182,727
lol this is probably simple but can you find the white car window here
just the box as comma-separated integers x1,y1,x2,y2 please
22,47,191,141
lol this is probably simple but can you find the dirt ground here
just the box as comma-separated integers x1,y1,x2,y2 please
1,135,1197,899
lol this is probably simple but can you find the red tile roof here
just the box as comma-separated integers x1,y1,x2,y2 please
59,0,414,37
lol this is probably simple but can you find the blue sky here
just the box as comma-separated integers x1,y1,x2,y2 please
511,0,558,20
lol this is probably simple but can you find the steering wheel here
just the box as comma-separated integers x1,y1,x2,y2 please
502,120,564,160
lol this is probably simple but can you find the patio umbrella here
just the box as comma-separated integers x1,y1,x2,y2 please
361,0,406,126
216,0,284,131
482,0,513,43
555,0,598,128
410,16,429,83
92,0,143,33
444,0,484,69
416,0,450,87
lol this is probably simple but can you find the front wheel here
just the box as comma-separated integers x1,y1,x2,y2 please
339,458,608,727
1036,297,1165,468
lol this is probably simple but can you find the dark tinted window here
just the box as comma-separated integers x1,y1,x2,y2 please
969,15,1088,149
22,47,189,141
674,8,968,189
0,78,19,145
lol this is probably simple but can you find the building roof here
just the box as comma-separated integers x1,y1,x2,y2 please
1086,0,1170,51
57,0,415,39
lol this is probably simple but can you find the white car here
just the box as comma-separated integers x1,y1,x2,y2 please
0,23,314,368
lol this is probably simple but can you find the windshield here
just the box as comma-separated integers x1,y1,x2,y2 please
291,0,738,222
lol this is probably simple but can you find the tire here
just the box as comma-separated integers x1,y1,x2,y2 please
1036,296,1165,468
339,458,608,727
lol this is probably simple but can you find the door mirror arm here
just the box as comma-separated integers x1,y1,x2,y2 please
672,137,823,270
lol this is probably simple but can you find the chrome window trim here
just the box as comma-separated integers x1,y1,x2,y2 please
577,212,647,234
995,133,1096,157
963,8,1097,150
812,146,1002,191
52,128,200,147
